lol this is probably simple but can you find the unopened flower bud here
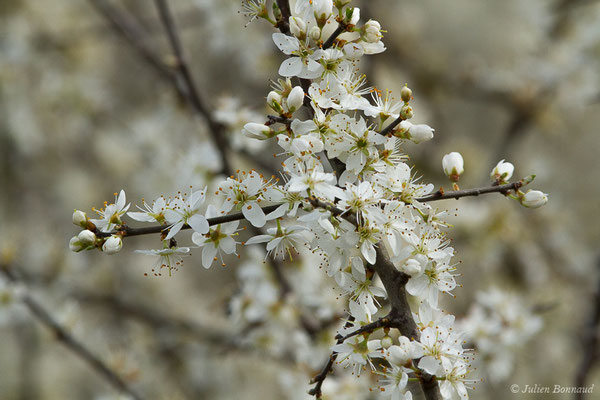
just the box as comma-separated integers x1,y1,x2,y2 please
289,16,307,39
308,26,322,41
314,0,333,23
401,121,434,144
69,236,83,252
520,190,548,208
381,335,394,349
442,152,464,181
363,19,382,43
401,86,412,103
286,86,304,113
243,123,275,140
102,235,122,255
72,210,87,227
403,258,423,276
267,90,282,106
400,104,413,120
267,91,283,113
491,159,514,182
77,230,96,246
346,7,360,25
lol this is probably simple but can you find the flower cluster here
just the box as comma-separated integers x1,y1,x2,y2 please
68,1,548,398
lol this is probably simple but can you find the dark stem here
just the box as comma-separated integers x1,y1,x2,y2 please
95,204,282,238
378,114,406,137
322,24,346,50
308,317,355,398
334,316,391,341
417,181,523,202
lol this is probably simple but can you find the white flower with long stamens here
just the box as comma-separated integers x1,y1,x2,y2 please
286,167,343,201
338,181,382,217
135,242,190,277
416,326,464,376
272,33,325,79
241,0,268,25
330,335,383,376
339,259,387,318
127,196,167,224
91,190,130,233
364,89,402,121
406,260,457,308
244,220,309,260
336,67,373,111
377,363,413,400
164,188,209,240
192,205,239,269
218,170,273,227
439,358,475,400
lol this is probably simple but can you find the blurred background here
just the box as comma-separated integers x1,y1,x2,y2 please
1,0,599,399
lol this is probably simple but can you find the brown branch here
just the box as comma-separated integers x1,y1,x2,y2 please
308,316,355,398
322,23,346,50
88,0,173,81
334,316,391,341
0,264,144,400
95,203,283,238
378,114,406,137
275,0,292,34
416,180,523,202
371,247,442,400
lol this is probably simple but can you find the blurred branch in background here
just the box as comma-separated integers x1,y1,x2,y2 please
0,263,144,400
574,258,600,399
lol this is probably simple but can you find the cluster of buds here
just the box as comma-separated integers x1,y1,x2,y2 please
266,78,304,116
69,210,124,254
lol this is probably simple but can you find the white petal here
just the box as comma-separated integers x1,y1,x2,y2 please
242,203,267,227
245,235,272,245
202,245,218,269
220,237,237,254
165,221,184,240
279,57,303,77
188,214,209,234
272,32,298,54
361,241,376,264
418,356,441,375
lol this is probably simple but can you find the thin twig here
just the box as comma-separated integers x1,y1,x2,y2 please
308,317,355,398
334,316,391,341
416,181,523,202
0,264,144,400
95,203,282,238
378,114,406,137
153,0,232,176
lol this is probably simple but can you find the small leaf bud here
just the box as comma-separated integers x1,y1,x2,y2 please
401,85,412,103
